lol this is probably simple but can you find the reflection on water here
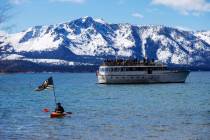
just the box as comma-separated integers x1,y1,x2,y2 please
0,72,210,140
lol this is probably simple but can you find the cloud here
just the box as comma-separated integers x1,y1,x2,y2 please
151,0,210,15
9,0,28,5
175,26,192,31
49,0,86,4
132,12,144,19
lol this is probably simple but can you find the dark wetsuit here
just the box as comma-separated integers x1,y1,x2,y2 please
55,105,64,113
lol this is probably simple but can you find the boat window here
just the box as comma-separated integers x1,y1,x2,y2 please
114,68,118,72
151,67,165,71
99,68,104,72
148,68,152,74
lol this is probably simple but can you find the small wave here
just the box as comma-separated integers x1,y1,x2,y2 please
200,123,210,127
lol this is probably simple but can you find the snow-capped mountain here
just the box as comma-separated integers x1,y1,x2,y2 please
0,16,210,70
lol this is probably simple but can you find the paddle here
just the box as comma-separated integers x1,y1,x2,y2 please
65,112,73,114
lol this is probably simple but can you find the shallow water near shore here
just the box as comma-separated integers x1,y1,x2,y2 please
0,72,210,140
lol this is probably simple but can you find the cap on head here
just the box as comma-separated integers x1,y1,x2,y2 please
57,102,61,106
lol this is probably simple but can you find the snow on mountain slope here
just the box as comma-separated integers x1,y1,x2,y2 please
66,25,113,56
138,26,210,64
0,16,210,67
194,31,210,45
113,24,135,57
8,26,63,52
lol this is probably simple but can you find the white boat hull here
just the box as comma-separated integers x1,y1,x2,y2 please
97,71,190,84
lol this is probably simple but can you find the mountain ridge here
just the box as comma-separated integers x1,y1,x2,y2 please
0,16,210,72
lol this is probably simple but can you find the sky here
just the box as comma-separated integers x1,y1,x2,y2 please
2,0,210,32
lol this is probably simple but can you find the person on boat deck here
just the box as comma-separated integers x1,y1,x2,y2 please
55,103,64,113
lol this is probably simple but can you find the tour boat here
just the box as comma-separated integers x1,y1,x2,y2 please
97,59,190,84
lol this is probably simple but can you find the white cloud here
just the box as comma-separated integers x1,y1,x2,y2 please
49,0,85,4
176,26,192,31
9,0,28,5
132,12,144,19
151,0,210,15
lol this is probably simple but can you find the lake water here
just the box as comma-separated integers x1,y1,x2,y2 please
0,72,210,140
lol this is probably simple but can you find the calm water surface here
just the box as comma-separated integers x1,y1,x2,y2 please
0,72,210,140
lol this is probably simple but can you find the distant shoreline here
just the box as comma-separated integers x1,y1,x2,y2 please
0,60,99,73
0,60,210,73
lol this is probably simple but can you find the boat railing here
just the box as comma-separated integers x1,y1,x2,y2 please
101,59,163,67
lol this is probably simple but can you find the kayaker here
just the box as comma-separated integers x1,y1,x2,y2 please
55,102,65,113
